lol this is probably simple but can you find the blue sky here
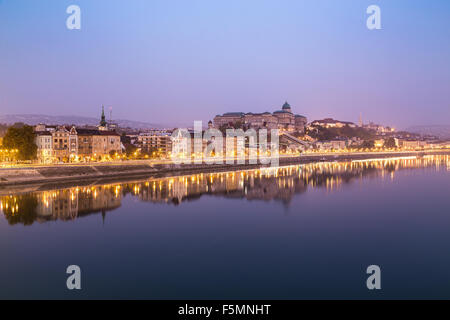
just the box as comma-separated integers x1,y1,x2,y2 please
0,0,449,128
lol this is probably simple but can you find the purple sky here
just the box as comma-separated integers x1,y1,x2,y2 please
0,0,449,129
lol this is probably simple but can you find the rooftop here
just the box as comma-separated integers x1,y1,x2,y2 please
35,131,52,136
222,112,245,117
282,101,291,110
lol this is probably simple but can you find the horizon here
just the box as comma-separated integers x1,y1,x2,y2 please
2,112,450,131
1,0,449,128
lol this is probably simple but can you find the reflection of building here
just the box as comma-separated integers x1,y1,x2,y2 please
213,102,307,133
75,186,122,217
2,185,124,224
2,155,450,225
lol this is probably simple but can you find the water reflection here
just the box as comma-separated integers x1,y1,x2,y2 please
1,155,449,225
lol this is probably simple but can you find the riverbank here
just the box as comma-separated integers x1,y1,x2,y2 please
1,150,449,191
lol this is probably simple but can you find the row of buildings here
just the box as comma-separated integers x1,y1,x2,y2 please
136,129,311,157
35,124,122,163
313,137,449,152
34,107,122,163
30,103,440,163
212,102,396,137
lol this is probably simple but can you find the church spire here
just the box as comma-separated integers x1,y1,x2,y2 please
100,105,107,127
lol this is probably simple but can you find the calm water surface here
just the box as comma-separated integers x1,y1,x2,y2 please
1,155,450,299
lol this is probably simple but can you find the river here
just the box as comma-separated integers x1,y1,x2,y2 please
1,155,450,299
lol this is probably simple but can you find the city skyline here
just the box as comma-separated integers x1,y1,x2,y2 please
1,0,449,129
1,0,450,303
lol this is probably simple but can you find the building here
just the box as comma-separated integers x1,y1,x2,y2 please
34,106,123,163
311,118,357,129
35,131,53,164
98,105,108,131
68,126,78,159
35,125,122,163
374,139,385,148
35,124,47,132
396,139,425,150
51,126,71,162
77,129,97,160
34,124,57,133
97,105,119,132
315,139,348,151
363,122,395,134
213,102,307,133
214,112,245,129
91,131,122,160
138,131,173,156
170,129,209,158
76,128,122,161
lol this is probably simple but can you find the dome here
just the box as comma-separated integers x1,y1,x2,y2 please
282,101,291,111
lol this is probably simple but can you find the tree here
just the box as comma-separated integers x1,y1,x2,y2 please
360,140,375,149
2,125,37,160
0,123,9,137
141,146,159,158
2,194,38,226
124,143,137,157
384,138,397,149
233,121,243,129
307,124,375,142
120,132,131,144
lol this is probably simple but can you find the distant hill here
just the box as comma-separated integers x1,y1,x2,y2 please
0,114,166,129
405,125,450,139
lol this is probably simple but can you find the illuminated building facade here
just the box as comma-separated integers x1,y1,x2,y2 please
213,102,307,133
138,131,173,155
35,131,53,164
35,126,121,163
311,118,357,128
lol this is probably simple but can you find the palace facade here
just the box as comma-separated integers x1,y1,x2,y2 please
213,102,307,133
